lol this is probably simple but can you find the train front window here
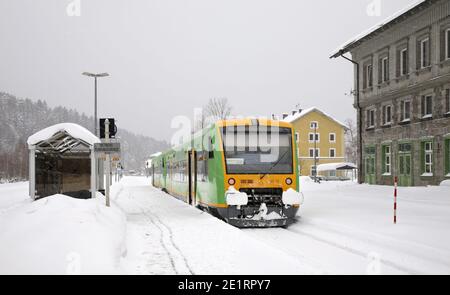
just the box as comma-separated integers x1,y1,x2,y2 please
221,126,293,174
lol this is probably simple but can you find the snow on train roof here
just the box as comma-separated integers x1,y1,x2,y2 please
330,0,427,58
27,123,100,146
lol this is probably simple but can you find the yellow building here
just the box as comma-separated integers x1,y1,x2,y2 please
282,107,347,177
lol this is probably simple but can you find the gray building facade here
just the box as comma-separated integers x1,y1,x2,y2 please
333,0,450,186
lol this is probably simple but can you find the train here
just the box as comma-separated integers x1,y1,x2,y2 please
151,118,304,228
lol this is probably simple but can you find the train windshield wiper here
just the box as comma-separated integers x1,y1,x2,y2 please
259,148,290,180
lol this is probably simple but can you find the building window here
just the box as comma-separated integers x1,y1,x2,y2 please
445,89,450,114
422,141,433,175
329,148,336,158
329,133,336,143
295,132,299,143
381,56,389,83
421,95,433,118
366,109,375,128
420,38,430,69
367,64,373,88
446,29,450,60
382,145,391,175
309,148,320,158
382,105,392,125
400,100,411,122
310,121,318,129
400,48,408,76
308,133,320,143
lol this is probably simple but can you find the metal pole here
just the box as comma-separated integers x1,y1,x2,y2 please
105,119,110,207
94,77,98,136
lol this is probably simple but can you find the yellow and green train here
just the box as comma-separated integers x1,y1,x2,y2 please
151,118,304,228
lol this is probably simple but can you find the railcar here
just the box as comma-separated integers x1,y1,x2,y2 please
152,118,303,228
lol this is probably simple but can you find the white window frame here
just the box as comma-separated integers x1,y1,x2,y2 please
308,133,320,143
421,38,430,69
382,104,392,125
446,28,450,61
367,108,375,128
310,121,319,129
381,57,389,82
400,48,408,76
422,95,433,118
401,99,411,122
384,145,391,175
424,142,433,175
329,133,336,143
329,148,336,158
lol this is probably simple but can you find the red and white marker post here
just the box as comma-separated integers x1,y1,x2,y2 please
394,176,398,224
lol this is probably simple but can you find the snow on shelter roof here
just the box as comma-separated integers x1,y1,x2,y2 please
27,123,100,146
317,162,357,172
330,0,428,58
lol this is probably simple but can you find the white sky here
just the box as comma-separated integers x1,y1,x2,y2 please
0,0,417,141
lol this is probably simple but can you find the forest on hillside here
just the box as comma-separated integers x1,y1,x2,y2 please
0,92,168,182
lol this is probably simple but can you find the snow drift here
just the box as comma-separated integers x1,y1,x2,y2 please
0,194,126,274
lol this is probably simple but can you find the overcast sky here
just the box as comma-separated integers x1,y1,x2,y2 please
0,0,417,141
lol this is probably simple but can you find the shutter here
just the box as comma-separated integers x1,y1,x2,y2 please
387,57,390,80
416,40,421,70
440,29,446,62
421,96,425,116
396,49,401,77
406,45,409,73
378,58,382,84
363,65,367,89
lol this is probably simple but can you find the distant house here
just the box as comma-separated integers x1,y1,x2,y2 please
332,0,450,186
279,107,347,177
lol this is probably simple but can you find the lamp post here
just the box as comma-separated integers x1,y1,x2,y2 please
82,72,109,136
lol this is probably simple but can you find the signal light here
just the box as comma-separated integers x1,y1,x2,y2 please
285,178,293,185
228,178,236,185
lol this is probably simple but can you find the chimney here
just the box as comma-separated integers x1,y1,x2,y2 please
282,113,288,119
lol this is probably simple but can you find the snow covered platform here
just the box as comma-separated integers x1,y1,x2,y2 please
1,176,449,275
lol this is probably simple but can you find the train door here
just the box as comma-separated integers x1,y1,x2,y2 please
188,150,197,206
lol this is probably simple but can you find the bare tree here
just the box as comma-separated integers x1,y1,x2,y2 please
205,97,232,121
344,118,358,164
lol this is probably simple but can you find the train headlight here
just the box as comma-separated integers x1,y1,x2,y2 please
285,178,293,185
228,178,236,185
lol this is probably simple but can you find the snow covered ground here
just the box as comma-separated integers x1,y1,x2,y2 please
0,176,449,275
246,177,450,275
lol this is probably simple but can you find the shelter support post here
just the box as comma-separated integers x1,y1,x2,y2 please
90,147,97,198
29,145,35,199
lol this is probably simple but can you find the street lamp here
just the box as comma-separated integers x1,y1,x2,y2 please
82,72,109,137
